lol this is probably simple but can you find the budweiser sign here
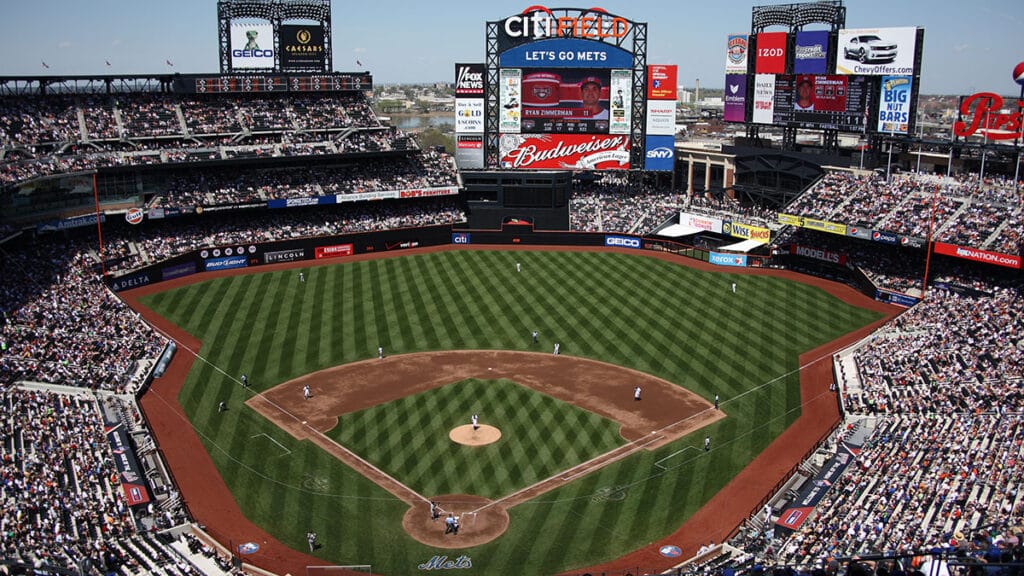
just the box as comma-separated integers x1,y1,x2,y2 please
953,92,1024,140
500,134,630,170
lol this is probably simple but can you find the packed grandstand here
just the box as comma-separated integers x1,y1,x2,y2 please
2,81,1023,576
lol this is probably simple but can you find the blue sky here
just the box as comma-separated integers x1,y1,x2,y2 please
0,0,1021,95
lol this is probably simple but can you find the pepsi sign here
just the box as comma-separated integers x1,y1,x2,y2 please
871,230,898,245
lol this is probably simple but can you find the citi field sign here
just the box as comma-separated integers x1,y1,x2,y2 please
502,6,629,41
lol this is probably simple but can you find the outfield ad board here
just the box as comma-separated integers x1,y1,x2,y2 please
794,31,829,74
723,221,771,243
230,22,274,69
647,64,678,100
604,235,641,249
837,27,918,76
877,76,912,134
499,133,629,170
725,34,749,74
204,255,249,271
789,244,847,265
755,32,787,74
709,252,748,267
279,25,325,70
724,75,747,123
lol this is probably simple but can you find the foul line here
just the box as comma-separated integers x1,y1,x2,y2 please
249,433,291,456
654,446,697,470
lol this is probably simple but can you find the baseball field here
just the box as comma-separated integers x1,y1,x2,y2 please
134,247,887,575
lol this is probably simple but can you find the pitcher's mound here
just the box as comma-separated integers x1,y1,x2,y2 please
449,424,501,446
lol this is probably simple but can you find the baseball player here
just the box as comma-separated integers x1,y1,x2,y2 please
240,373,248,387
516,262,521,273
553,343,560,355
303,384,311,400
634,386,642,401
430,501,440,521
218,401,227,413
731,282,736,293
714,394,720,410
378,346,384,359
299,272,305,283
471,414,479,431
705,435,711,451
306,530,316,552
444,513,456,534
531,330,539,344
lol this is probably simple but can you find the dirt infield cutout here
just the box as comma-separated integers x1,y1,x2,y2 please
449,424,502,446
246,350,723,547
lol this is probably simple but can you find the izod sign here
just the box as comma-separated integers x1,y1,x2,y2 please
953,92,1024,140
755,32,787,74
503,6,628,40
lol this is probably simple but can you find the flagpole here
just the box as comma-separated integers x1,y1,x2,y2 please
921,183,940,298
979,110,988,185
93,173,106,278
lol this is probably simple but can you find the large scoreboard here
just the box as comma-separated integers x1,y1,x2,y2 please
173,73,371,94
757,74,870,132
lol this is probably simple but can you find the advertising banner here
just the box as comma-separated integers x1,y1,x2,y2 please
314,244,354,259
725,34,749,74
709,252,748,267
454,63,485,98
899,235,925,249
776,440,861,534
398,186,459,199
876,289,920,307
645,100,676,135
263,248,307,264
336,191,399,203
778,213,804,227
724,221,771,243
499,134,629,170
724,75,747,123
455,134,485,169
803,217,847,235
933,243,1022,269
455,99,485,133
267,195,337,209
604,235,641,249
451,232,472,245
517,69,615,135
609,69,632,135
644,135,675,172
878,76,912,134
647,65,678,100
871,229,898,245
846,225,873,240
105,424,151,506
794,31,829,74
204,255,249,271
230,22,274,69
36,213,105,233
109,272,153,292
755,32,788,74
789,244,847,265
279,25,325,70
752,74,776,124
161,261,197,281
837,27,918,76
499,38,634,69
681,212,723,234
499,69,522,133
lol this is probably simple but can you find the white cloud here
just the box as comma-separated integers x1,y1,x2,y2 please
353,47,366,53
952,43,969,53
57,41,71,49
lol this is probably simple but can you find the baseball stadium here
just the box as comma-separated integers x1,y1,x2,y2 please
1,2,1023,576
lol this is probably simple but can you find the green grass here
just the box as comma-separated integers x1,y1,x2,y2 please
141,250,883,575
331,378,626,499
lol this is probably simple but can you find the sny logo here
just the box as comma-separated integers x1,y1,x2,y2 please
646,147,673,159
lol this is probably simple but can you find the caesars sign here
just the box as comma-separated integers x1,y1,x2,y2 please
280,25,326,70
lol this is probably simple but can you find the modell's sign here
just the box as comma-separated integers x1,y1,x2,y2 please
500,134,629,170
953,92,1024,140
502,6,628,40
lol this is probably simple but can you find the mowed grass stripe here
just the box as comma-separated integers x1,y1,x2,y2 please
141,249,883,576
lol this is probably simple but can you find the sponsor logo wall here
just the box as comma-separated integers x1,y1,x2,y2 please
837,27,918,76
755,32,787,74
499,134,629,170
230,22,274,69
279,25,325,70
794,30,829,74
878,76,912,134
725,34,749,74
724,75,747,123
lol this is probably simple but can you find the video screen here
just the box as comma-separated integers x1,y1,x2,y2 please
515,69,613,134
773,74,870,131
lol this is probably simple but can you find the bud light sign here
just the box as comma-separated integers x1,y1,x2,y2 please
204,256,249,271
644,135,675,171
452,232,472,244
605,235,641,249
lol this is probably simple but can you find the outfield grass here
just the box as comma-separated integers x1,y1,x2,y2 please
141,250,882,575
331,378,626,499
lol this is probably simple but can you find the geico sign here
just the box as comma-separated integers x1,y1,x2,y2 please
605,236,640,248
646,147,673,159
232,49,273,58
504,6,628,40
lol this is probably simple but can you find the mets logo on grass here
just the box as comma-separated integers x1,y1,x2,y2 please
418,555,472,570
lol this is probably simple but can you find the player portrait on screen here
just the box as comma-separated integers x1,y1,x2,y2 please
572,76,609,120
794,76,815,110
